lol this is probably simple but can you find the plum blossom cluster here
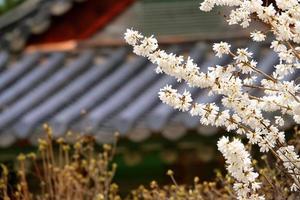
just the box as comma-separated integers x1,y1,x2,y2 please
199,0,300,42
218,137,264,200
199,0,300,77
158,85,193,112
124,0,300,195
277,145,300,191
124,29,295,149
124,27,300,192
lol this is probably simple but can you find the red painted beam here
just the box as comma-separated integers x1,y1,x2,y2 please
78,0,134,39
28,0,134,45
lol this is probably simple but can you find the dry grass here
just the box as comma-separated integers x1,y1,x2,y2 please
0,124,119,200
1,125,300,199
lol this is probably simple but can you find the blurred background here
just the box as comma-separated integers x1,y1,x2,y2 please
0,0,296,194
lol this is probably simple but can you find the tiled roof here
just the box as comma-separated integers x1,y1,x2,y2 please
0,41,298,146
0,0,85,51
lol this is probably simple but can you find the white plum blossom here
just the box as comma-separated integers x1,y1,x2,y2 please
133,35,158,56
158,85,178,106
199,0,241,12
212,42,231,57
234,48,253,62
276,0,298,11
270,41,287,52
190,103,206,116
124,28,143,46
291,183,300,192
275,116,285,127
250,31,266,42
159,86,193,112
237,59,256,74
176,90,193,111
274,64,296,79
292,103,300,116
292,103,300,123
277,145,300,191
199,1,214,12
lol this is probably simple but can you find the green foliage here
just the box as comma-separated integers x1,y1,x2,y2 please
0,0,24,16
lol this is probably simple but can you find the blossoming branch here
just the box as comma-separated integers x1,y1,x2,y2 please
124,0,300,196
218,137,264,199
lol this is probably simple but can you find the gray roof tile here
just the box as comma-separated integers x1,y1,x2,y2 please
0,42,298,144
50,48,143,135
0,52,40,93
0,51,92,132
15,49,127,137
0,53,64,108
